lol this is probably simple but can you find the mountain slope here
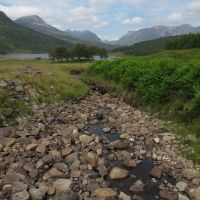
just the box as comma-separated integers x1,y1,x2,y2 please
116,24,200,46
15,15,78,43
15,15,116,50
65,30,101,43
0,12,72,53
113,35,182,55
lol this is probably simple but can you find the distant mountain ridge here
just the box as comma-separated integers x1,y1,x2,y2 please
113,24,200,46
65,30,101,43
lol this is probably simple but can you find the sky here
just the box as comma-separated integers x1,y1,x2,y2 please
0,0,199,40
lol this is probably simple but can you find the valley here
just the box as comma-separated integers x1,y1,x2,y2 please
0,3,200,200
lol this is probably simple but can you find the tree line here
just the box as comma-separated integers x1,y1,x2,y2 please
49,44,108,62
165,33,200,50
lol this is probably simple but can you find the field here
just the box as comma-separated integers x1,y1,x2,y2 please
83,49,200,162
0,58,89,121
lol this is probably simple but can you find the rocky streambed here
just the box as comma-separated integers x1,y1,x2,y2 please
0,85,200,200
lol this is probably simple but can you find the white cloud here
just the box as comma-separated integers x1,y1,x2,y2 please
188,1,200,16
99,34,119,41
0,5,49,19
122,17,143,25
167,13,182,22
67,6,109,28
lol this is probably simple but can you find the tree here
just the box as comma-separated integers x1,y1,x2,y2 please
98,48,108,59
54,47,68,62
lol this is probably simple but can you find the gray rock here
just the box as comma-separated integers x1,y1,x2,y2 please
12,190,29,200
29,188,45,200
176,181,187,192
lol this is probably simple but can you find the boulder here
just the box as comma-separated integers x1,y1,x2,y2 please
181,169,200,180
92,188,117,198
159,189,178,200
109,167,129,179
54,179,72,192
149,166,163,178
194,187,200,200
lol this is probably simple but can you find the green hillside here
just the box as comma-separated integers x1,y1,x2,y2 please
0,12,72,53
112,35,181,55
165,33,200,50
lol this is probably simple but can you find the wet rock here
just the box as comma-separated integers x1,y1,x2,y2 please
181,169,200,180
54,179,72,192
176,181,187,192
130,180,145,192
29,188,45,200
107,140,129,150
103,127,111,133
149,166,163,178
194,187,200,200
12,190,29,200
109,167,129,179
79,135,94,144
159,189,178,200
92,188,117,198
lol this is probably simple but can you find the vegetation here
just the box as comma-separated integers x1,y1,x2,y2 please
0,12,72,54
112,36,180,56
113,34,200,56
165,33,200,50
0,59,89,122
49,44,108,62
84,49,200,162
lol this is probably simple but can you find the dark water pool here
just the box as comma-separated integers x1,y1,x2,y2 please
87,123,120,142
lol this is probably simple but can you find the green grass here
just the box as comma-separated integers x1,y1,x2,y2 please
0,59,89,123
83,49,200,163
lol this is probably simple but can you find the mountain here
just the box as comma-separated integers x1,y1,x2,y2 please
114,24,200,46
0,11,72,53
65,30,101,43
15,15,78,43
15,15,116,50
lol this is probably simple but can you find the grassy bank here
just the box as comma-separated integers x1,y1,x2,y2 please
0,59,89,122
83,49,200,163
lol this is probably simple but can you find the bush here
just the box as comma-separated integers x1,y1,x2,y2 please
86,56,200,136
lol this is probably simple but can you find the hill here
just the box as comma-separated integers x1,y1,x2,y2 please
112,24,200,46
0,12,72,53
15,15,79,43
165,33,200,50
112,35,180,55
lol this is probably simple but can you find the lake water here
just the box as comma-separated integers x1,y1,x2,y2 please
0,54,49,59
0,54,118,60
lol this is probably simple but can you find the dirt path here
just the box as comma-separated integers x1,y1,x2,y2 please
0,89,200,200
